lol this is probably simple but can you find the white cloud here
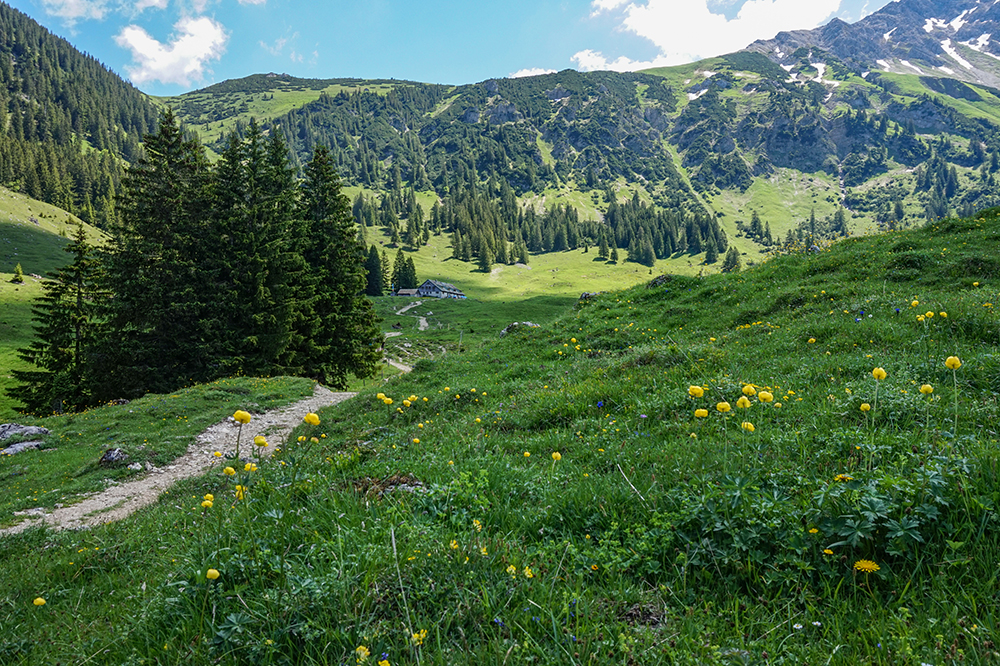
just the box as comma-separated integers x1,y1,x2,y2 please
508,67,558,78
237,0,267,4
134,0,169,10
39,0,108,22
591,0,630,13
115,16,228,86
579,0,842,71
260,36,290,56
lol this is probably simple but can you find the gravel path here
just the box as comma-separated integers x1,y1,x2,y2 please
0,385,355,536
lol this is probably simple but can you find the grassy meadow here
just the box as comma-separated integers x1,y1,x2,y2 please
1,208,999,664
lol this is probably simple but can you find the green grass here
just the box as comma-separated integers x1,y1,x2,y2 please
0,376,314,526
2,209,1000,664
0,276,44,420
0,187,103,276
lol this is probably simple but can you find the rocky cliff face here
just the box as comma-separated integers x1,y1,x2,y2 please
748,0,1000,87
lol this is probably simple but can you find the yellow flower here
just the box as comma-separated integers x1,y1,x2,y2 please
244,463,257,472
758,391,773,403
853,559,880,573
233,410,251,424
355,645,370,662
716,401,731,413
736,396,752,409
571,338,577,343
473,519,482,532
911,300,919,307
552,451,562,461
688,385,704,398
742,385,757,397
213,451,222,458
450,540,458,550
591,564,599,571
201,500,213,509
524,451,530,457
774,402,782,408
940,312,947,318
376,393,385,400
973,282,979,287
925,311,934,318
403,400,411,407
808,528,818,534
694,409,708,418
917,315,925,322
235,485,246,500
475,418,481,423
304,413,320,426
378,660,390,666
33,597,46,606
808,337,816,344
409,395,418,402
506,565,517,577
444,386,450,392
206,568,220,580
480,546,488,557
204,494,214,501
524,566,534,578
823,549,834,555
253,435,268,447
411,629,428,646
383,398,393,405
920,384,933,395
223,466,236,476
945,356,962,370
412,438,420,444
740,421,755,432
872,367,887,380
860,403,871,412
834,474,853,482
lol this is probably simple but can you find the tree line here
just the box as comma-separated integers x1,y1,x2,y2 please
9,111,381,415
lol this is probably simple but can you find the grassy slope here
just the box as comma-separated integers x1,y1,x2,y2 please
1,210,998,664
0,190,104,419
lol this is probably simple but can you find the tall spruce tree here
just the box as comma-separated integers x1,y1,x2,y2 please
295,146,381,387
365,244,384,296
211,120,296,376
92,109,214,399
9,223,97,413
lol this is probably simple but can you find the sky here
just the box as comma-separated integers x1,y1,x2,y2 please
8,0,895,96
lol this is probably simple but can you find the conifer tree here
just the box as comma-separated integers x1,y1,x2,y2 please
381,250,392,294
11,262,23,283
722,246,742,273
92,109,214,399
365,244,383,296
9,223,97,413
293,146,381,387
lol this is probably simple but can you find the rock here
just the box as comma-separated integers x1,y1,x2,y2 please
100,448,129,467
127,462,143,471
0,423,50,441
499,321,541,338
1,441,43,456
579,291,601,300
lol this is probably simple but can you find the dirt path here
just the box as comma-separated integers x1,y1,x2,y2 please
396,300,423,315
0,385,355,536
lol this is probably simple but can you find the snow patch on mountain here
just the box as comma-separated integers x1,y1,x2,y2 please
925,17,948,33
883,27,897,41
941,38,974,69
964,33,992,51
951,9,972,31
900,59,924,73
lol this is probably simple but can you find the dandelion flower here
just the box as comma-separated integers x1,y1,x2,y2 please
716,401,731,413
688,385,704,398
860,403,871,412
412,438,420,444
552,451,562,461
223,466,236,476
834,473,853,482
872,367,887,380
304,413,320,426
945,356,962,370
920,384,933,395
823,549,834,555
33,597,45,606
736,396,752,409
233,410,251,424
853,559,880,573
206,568,220,580
694,408,708,418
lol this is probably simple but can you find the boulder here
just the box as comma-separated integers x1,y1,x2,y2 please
1,441,43,456
100,448,129,467
0,423,50,441
499,321,540,338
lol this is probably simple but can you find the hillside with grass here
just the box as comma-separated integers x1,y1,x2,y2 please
1,208,998,664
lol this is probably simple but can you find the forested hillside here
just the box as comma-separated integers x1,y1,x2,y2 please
0,3,158,227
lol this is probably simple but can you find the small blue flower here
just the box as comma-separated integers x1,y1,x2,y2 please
597,401,604,408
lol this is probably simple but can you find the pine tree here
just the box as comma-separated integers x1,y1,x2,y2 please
11,262,23,283
365,244,383,296
704,236,719,264
721,246,742,273
9,223,97,413
380,250,391,294
609,247,619,264
92,109,214,399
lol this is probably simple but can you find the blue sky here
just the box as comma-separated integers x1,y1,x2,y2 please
9,0,894,95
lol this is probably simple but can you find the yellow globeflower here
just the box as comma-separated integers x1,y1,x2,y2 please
204,494,214,501
736,396,752,409
872,367,887,380
223,466,236,476
253,435,267,447
741,421,755,432
716,401,731,413
911,300,919,307
758,391,773,403
860,403,871,412
919,384,933,395
945,356,962,370
233,410,251,424
742,385,757,397
402,400,411,407
304,413,320,426
694,409,709,418
383,398,393,405
201,500,213,509
33,597,46,606
412,438,420,444
925,311,934,318
244,462,257,472
376,393,385,400
917,315,925,322
940,312,947,318
808,337,816,344
524,451,530,457
206,568,220,580
551,452,562,461
688,385,704,398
